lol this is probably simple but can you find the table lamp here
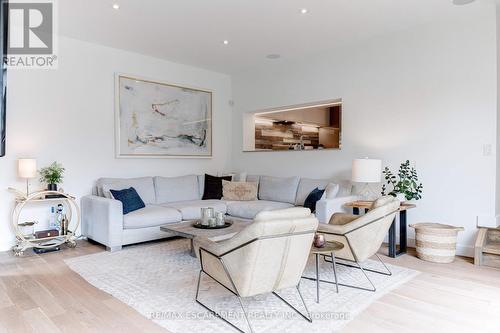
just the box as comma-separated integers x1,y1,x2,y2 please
351,158,382,200
18,159,37,195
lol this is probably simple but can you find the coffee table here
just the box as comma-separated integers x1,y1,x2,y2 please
160,219,248,257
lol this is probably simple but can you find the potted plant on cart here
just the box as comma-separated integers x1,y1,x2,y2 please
39,161,65,192
381,160,423,203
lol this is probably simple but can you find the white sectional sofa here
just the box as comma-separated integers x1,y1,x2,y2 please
81,174,358,251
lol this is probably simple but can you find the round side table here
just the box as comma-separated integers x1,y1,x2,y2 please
303,240,344,303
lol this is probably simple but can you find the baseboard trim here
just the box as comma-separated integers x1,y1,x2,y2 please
0,238,16,252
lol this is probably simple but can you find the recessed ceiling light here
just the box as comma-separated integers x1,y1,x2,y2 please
223,40,229,45
300,8,308,14
112,3,120,10
266,54,281,59
452,0,475,5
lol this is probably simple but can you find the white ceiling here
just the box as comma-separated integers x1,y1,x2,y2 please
59,0,490,74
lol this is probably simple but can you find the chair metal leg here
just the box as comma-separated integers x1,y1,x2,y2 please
195,270,248,333
236,296,254,333
323,253,392,276
305,253,392,292
296,284,312,322
356,261,376,292
197,269,313,332
272,284,312,323
195,269,202,300
374,253,392,276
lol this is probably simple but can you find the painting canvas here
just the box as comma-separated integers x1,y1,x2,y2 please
116,75,212,158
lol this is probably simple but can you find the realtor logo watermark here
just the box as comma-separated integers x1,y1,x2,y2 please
4,0,58,69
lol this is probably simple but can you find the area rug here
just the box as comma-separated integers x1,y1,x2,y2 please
65,239,418,332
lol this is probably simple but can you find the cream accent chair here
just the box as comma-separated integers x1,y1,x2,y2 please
193,207,319,333
317,196,400,292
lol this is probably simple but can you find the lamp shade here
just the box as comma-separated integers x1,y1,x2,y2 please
351,158,382,183
18,159,37,179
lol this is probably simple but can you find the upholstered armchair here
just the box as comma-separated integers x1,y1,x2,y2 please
317,196,400,291
193,207,318,333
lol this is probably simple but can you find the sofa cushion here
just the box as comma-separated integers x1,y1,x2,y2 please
109,187,145,215
246,175,260,184
322,182,340,199
295,178,331,206
258,176,300,204
226,200,294,219
123,205,182,229
154,175,199,204
163,199,227,220
197,175,205,199
335,179,353,197
100,177,156,205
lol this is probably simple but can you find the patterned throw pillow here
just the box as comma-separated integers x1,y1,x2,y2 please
222,180,258,201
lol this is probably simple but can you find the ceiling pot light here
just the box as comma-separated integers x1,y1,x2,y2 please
452,0,476,5
300,8,308,14
266,54,281,59
223,40,229,45
112,3,120,10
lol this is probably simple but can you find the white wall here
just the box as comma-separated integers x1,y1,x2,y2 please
0,37,232,251
231,5,497,256
496,3,500,226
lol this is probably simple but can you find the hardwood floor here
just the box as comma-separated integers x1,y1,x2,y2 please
0,240,499,333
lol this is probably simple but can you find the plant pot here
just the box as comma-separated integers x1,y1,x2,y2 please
395,193,406,203
47,184,58,191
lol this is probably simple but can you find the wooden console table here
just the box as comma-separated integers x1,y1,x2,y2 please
344,200,416,258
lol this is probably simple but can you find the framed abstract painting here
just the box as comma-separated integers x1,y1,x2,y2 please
115,74,212,158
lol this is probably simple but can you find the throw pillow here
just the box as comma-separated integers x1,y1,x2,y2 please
321,182,340,200
304,187,325,213
202,174,232,200
222,180,258,201
109,187,145,215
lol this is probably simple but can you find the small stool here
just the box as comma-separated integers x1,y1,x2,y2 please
302,241,344,303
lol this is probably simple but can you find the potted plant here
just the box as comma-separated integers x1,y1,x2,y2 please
39,162,65,191
381,160,423,202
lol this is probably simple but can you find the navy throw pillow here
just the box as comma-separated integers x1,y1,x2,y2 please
202,174,232,200
110,187,145,215
304,187,325,213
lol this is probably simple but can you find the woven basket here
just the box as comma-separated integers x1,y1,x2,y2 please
410,223,464,263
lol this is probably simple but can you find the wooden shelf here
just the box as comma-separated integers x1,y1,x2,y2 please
16,196,74,204
483,244,500,255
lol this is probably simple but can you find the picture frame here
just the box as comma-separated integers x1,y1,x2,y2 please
115,74,212,158
0,1,8,157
